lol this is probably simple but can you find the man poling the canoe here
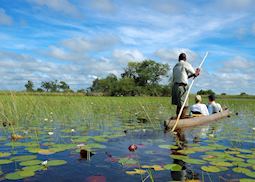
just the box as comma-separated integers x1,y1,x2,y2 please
171,52,209,132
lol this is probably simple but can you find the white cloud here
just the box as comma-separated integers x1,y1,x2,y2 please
28,0,80,17
219,0,254,11
193,56,255,94
61,35,119,52
154,48,197,64
252,23,255,35
112,49,145,63
0,8,13,25
0,51,104,90
88,0,115,13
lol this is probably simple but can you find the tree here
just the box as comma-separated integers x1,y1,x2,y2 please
49,80,59,92
121,60,169,86
59,81,70,92
36,88,44,92
77,89,86,94
197,89,215,95
90,74,118,95
88,60,170,96
25,80,34,92
114,77,137,96
240,92,248,96
41,81,51,92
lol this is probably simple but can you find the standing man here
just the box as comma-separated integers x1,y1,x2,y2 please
172,53,200,118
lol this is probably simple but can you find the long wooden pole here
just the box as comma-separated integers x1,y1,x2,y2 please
171,52,209,132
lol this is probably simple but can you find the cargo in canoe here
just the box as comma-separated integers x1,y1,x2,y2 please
164,109,231,130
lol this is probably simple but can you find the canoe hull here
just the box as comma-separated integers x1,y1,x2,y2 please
164,109,231,130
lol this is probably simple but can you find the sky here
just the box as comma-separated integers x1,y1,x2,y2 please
0,0,255,94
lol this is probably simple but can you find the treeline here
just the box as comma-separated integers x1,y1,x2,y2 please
24,60,171,96
24,80,86,93
87,60,171,96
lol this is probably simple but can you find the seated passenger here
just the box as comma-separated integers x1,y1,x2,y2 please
190,95,209,116
207,94,222,115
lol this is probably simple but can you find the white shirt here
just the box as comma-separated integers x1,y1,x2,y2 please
207,101,222,115
173,60,195,84
190,103,209,115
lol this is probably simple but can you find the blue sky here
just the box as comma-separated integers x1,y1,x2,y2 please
0,0,255,94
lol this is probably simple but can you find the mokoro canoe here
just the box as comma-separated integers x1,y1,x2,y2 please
164,109,231,130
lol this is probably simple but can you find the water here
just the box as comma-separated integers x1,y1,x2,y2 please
0,96,254,181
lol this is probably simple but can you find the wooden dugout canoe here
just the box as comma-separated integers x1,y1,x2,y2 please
164,109,231,130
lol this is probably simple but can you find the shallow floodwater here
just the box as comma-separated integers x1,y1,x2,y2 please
0,96,254,181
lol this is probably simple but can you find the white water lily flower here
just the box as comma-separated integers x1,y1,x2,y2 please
41,160,48,166
44,118,48,121
71,129,75,132
209,134,214,137
77,143,85,148
48,132,54,135
142,129,146,132
252,128,255,131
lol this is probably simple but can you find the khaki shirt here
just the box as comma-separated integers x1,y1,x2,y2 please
172,60,195,84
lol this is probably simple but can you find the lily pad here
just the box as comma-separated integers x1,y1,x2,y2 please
244,170,255,178
20,160,42,166
126,169,146,175
47,160,67,166
22,165,46,172
247,159,255,164
11,155,37,162
86,143,106,149
0,152,11,158
5,170,35,180
232,167,250,173
163,164,182,171
38,149,56,155
201,166,221,173
0,159,12,165
183,158,206,165
119,157,138,166
225,151,240,155
240,179,255,182
158,145,179,150
141,165,164,171
91,136,108,142
209,161,233,167
236,154,255,159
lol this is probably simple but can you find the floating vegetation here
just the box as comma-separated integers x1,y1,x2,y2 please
0,159,13,165
5,170,35,180
22,165,46,172
158,145,179,150
119,157,138,166
141,164,164,171
47,160,67,166
0,152,11,158
19,160,43,166
11,155,37,162
163,164,182,171
126,169,146,175
201,166,221,173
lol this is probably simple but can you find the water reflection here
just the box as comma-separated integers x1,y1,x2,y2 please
171,129,200,181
